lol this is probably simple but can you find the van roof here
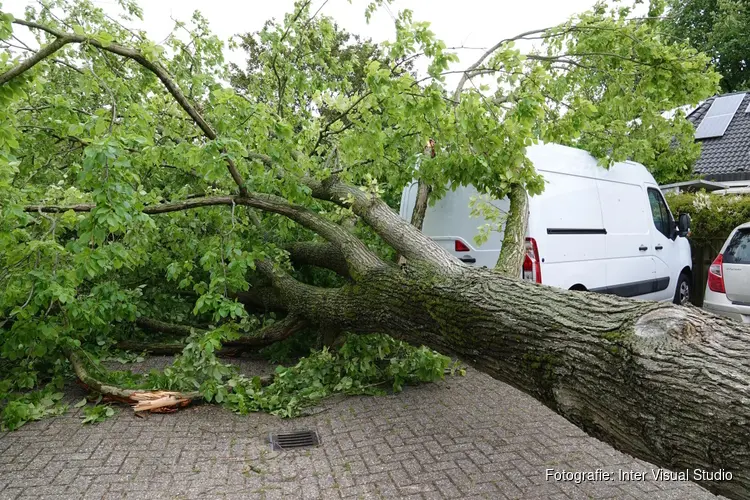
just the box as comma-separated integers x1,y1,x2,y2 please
527,143,656,185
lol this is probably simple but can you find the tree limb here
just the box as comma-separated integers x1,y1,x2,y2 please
69,349,273,412
68,349,200,407
303,176,460,270
6,18,249,196
25,192,386,274
0,35,73,85
135,317,195,337
233,287,287,313
286,241,351,278
126,315,309,354
453,27,549,99
254,259,346,324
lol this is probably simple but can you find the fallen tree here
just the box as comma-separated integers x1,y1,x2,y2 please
2,1,746,498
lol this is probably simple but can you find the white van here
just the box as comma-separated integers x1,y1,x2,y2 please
400,143,693,304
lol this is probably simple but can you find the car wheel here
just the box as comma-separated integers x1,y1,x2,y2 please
673,273,691,306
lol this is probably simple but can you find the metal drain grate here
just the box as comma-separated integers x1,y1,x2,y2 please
269,430,320,451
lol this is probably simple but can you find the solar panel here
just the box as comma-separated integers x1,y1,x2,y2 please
696,93,745,139
696,115,735,139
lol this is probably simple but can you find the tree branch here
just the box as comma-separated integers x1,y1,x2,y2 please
254,259,346,323
453,27,549,99
135,317,195,337
24,192,386,275
0,35,73,85
286,241,350,278
233,287,287,313
128,315,308,354
6,18,249,196
303,176,460,270
68,349,200,408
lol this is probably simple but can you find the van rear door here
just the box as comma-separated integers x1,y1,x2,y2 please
722,228,750,304
529,170,606,290
399,181,509,268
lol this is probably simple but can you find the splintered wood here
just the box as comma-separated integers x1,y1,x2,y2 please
130,391,193,412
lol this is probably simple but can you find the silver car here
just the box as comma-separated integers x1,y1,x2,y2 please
704,222,750,322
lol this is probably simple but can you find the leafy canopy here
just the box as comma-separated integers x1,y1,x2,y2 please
663,0,750,93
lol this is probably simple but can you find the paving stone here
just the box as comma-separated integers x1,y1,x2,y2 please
0,358,724,499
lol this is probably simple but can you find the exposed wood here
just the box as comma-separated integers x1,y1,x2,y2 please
409,179,432,232
68,350,274,412
68,350,200,409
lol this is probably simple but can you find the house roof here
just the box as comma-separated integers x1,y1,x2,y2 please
687,92,750,181
660,179,727,192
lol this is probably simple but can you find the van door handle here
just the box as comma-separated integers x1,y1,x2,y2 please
459,256,476,264
655,245,663,250
639,245,648,251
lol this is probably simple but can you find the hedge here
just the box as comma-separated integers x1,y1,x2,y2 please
666,191,750,247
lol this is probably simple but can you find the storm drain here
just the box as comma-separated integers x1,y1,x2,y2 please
268,430,320,451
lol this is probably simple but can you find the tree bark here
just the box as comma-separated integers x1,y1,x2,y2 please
286,241,351,278
495,184,529,276
409,180,432,231
397,179,433,265
267,262,750,499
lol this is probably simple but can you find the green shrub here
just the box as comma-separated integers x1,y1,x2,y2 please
666,191,750,246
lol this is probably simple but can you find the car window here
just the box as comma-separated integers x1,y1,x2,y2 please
647,188,671,238
724,229,750,264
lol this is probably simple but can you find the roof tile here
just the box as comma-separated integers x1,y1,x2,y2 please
688,92,750,179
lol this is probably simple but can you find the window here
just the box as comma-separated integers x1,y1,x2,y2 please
724,229,750,264
647,188,671,238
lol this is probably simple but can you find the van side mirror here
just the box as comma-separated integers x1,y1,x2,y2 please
677,213,691,237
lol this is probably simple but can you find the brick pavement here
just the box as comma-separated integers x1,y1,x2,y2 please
0,357,722,499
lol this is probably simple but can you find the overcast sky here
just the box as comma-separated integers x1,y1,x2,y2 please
2,0,600,86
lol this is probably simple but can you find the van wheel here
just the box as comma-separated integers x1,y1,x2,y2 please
673,273,691,306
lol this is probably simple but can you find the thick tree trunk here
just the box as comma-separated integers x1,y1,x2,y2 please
495,184,529,275
272,263,750,499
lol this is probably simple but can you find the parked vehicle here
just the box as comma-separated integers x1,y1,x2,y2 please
400,143,692,304
704,222,750,322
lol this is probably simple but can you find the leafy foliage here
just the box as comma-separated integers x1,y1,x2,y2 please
663,0,750,92
0,0,720,428
228,334,455,418
0,379,67,430
80,403,117,425
666,191,750,246
95,331,453,418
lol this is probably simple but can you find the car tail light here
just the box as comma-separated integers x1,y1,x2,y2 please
455,240,470,252
708,254,725,293
522,237,542,284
